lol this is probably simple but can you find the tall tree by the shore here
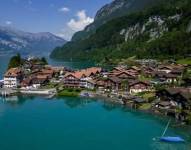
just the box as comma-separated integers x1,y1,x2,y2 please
8,53,22,69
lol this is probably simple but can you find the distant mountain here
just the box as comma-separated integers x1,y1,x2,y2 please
0,26,66,56
50,0,191,62
72,0,162,41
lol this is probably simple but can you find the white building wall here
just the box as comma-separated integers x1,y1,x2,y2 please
4,77,18,88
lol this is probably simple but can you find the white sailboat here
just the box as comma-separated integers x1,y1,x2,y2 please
160,119,185,143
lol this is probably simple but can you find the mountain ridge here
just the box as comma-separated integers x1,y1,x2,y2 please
71,0,162,41
0,26,66,56
50,0,191,62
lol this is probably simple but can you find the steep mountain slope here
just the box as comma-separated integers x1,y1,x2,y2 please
50,0,191,62
72,0,162,41
0,26,66,56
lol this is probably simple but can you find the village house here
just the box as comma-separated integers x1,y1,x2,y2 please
171,68,184,76
62,67,101,89
153,71,178,84
20,74,49,89
156,87,191,110
157,64,185,74
39,67,55,79
129,80,151,94
4,68,23,88
126,66,141,77
111,66,127,73
32,75,49,88
115,71,136,80
21,77,33,88
50,66,66,77
81,78,96,90
141,66,155,77
157,66,173,74
63,73,81,88
108,66,139,82
95,76,122,92
105,77,122,91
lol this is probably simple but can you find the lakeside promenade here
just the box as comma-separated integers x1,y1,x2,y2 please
0,88,57,97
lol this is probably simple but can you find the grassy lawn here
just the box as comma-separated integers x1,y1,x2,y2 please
139,103,152,110
136,92,155,100
177,58,191,65
142,92,155,100
57,88,81,97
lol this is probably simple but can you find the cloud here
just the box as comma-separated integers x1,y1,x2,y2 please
5,21,12,25
58,7,70,12
67,10,94,32
57,10,94,41
56,27,75,41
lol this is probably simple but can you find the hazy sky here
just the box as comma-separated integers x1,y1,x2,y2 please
0,0,112,40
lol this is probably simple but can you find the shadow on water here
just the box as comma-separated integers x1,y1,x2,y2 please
151,141,191,150
57,97,89,108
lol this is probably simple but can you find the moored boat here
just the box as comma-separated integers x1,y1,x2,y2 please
160,136,185,143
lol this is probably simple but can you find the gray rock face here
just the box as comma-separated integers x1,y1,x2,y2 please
120,14,181,42
95,0,133,20
72,0,162,41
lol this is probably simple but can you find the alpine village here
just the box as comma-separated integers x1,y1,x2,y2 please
1,53,191,125
0,0,191,127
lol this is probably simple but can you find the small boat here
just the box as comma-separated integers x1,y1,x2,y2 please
159,119,185,143
80,92,90,97
160,136,185,143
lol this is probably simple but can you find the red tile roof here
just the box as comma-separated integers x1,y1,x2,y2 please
5,68,22,77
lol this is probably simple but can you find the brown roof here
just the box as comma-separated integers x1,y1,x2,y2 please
65,67,102,79
86,79,96,85
107,77,122,83
116,71,135,77
154,71,178,78
166,87,191,101
112,66,126,72
129,66,141,71
36,75,49,79
96,80,105,86
159,101,171,107
158,65,173,70
5,68,22,77
41,68,54,74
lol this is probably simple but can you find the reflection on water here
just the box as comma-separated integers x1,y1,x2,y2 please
0,96,191,150
0,95,35,106
102,101,122,111
151,141,190,150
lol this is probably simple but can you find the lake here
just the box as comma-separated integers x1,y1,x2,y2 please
0,55,191,150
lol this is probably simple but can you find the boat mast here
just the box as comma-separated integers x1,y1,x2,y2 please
161,119,171,137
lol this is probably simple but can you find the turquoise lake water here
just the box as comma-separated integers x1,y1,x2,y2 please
0,55,191,150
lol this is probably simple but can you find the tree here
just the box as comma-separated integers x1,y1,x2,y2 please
41,57,48,65
8,53,21,69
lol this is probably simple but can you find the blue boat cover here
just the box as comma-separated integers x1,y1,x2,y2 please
160,136,185,142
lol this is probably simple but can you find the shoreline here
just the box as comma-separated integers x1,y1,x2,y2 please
0,88,189,127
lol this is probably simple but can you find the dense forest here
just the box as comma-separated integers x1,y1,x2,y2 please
50,0,191,62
